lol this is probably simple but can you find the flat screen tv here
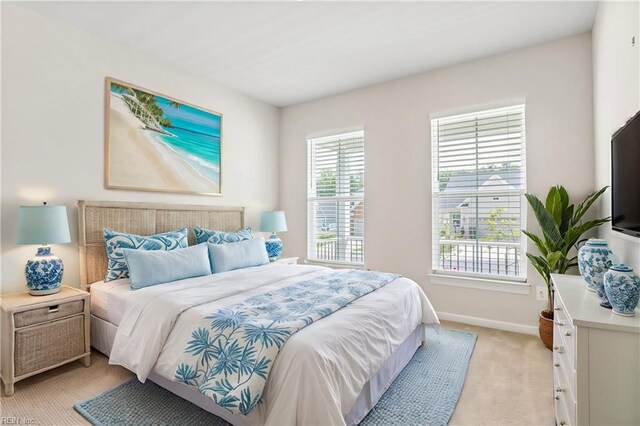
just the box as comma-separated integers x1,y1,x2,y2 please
611,110,640,238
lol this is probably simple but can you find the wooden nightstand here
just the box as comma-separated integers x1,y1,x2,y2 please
1,286,90,396
273,257,299,265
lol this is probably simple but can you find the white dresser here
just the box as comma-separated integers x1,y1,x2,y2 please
551,274,640,426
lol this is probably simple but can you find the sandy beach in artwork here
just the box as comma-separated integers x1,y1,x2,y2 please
108,93,220,194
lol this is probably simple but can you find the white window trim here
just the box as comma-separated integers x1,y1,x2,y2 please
306,130,365,266
304,259,366,269
429,98,526,120
306,127,364,141
429,272,530,295
430,103,528,285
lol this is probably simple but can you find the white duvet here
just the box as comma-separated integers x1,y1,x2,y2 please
109,264,439,425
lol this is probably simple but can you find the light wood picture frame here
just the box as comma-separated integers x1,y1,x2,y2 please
105,77,223,196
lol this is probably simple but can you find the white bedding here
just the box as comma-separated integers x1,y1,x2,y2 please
108,263,439,425
89,278,131,326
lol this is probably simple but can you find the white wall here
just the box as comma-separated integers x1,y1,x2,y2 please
280,33,595,329
0,4,280,293
592,1,640,273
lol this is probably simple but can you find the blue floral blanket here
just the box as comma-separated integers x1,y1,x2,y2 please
173,270,400,415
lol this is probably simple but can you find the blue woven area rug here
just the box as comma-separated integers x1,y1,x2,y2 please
75,328,476,426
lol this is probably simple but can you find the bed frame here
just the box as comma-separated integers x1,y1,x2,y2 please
77,200,244,290
77,199,424,425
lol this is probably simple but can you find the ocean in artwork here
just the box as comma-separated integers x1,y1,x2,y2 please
108,80,222,194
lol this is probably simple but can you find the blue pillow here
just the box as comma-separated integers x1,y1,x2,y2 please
195,226,253,245
123,244,211,289
103,228,188,282
207,238,269,273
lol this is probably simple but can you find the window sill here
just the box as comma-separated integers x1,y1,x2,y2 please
429,272,530,295
304,259,366,270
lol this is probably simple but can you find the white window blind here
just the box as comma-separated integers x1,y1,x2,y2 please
307,131,364,265
431,105,526,280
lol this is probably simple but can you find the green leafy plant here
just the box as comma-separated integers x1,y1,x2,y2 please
316,169,364,197
483,207,520,242
523,186,610,312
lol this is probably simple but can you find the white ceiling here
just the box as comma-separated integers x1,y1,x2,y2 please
18,1,598,107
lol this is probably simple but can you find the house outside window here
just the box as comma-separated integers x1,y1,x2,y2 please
431,105,526,280
307,131,364,265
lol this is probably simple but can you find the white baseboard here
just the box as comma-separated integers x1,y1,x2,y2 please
437,311,538,336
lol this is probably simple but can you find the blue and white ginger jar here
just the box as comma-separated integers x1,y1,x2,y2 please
604,264,640,317
265,233,283,261
25,246,64,295
578,239,617,307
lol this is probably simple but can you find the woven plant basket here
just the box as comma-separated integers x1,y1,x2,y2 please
539,311,554,350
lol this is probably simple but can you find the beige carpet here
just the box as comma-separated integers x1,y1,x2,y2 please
445,322,553,426
0,321,552,425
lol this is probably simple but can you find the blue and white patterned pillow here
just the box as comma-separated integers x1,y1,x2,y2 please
103,228,188,282
194,226,253,245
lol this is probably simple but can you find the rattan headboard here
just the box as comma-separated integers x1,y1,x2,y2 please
77,200,245,289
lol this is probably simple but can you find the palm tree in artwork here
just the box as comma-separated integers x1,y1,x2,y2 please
111,82,174,128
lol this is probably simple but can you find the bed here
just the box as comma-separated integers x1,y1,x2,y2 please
78,200,439,425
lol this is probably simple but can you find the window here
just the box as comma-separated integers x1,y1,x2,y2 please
431,105,526,280
307,131,364,265
451,212,461,230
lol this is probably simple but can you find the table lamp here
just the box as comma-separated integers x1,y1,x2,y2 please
260,211,287,261
17,203,71,295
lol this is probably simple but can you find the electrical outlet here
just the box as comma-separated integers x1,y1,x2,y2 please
536,286,547,301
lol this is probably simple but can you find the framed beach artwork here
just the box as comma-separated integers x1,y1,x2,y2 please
105,77,222,195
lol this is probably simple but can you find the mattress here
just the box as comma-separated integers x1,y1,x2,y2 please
89,279,131,326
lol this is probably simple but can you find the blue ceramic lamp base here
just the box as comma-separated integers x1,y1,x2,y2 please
265,232,283,261
25,246,64,296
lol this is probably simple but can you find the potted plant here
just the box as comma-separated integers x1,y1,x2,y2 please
523,185,610,349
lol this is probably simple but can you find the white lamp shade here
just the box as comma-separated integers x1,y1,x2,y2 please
17,205,71,245
260,211,287,233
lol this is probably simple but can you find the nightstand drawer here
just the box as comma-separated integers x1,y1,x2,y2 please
14,315,85,377
14,300,84,328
